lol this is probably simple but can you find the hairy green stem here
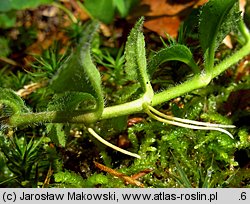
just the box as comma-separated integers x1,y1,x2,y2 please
7,98,144,126
6,36,250,127
8,111,100,127
238,19,250,42
153,39,250,105
151,73,211,106
212,39,250,78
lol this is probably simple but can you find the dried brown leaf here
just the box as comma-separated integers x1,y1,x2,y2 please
132,0,208,37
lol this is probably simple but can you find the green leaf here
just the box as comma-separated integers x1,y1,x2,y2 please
0,0,53,12
199,0,240,70
48,92,96,112
11,0,53,10
114,0,139,18
50,20,104,120
84,0,115,24
0,88,29,117
50,21,99,93
202,166,214,188
117,83,141,103
0,0,52,28
47,92,89,147
180,8,200,44
0,0,12,12
46,92,97,146
171,151,192,188
125,17,152,96
114,0,127,17
148,44,199,76
46,124,66,147
0,37,10,57
0,12,16,28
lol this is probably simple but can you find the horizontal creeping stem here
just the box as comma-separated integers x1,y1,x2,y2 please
7,98,144,126
152,39,250,106
6,39,250,127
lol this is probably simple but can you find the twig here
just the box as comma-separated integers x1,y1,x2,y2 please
94,161,145,187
